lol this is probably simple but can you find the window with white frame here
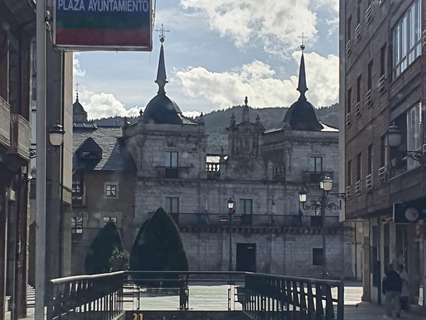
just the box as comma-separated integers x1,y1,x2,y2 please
71,216,83,234
104,183,118,199
392,0,421,78
407,102,422,170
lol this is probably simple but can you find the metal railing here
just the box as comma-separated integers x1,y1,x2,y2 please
0,96,10,147
152,212,341,228
47,271,125,320
47,271,344,320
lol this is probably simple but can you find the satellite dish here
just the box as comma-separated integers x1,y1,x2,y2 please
404,207,420,222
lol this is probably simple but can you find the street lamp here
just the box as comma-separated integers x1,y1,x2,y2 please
49,124,65,146
227,198,235,272
299,189,307,208
386,122,424,164
49,124,65,278
320,175,333,278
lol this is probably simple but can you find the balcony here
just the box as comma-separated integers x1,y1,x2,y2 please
365,174,373,192
206,162,220,179
355,24,361,41
345,112,351,126
377,75,386,93
159,212,341,231
365,4,374,24
0,96,10,148
365,89,373,108
303,171,333,184
378,166,387,184
155,166,180,179
354,180,361,195
9,113,31,160
345,40,352,56
345,185,352,199
355,102,361,118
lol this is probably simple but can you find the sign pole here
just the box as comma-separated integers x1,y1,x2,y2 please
35,0,47,318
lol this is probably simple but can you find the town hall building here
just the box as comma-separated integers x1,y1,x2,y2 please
71,37,352,278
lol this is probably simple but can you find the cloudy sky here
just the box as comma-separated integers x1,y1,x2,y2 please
74,0,339,119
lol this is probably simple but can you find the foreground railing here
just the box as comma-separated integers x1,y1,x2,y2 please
47,271,344,320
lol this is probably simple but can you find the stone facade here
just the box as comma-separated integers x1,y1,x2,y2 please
71,41,352,279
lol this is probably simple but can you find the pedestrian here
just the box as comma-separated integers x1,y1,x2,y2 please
382,264,402,319
398,264,409,312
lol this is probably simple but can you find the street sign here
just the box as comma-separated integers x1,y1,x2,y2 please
393,202,425,224
53,0,153,51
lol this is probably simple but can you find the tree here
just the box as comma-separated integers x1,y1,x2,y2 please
130,208,188,286
85,221,125,274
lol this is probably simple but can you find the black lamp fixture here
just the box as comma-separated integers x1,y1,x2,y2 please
386,122,424,164
320,175,333,192
299,189,307,205
49,124,65,147
227,198,235,212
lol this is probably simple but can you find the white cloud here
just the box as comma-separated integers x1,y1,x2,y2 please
79,88,141,119
73,53,86,78
176,52,338,108
180,0,338,55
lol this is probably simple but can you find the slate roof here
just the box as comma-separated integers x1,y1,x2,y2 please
73,127,135,172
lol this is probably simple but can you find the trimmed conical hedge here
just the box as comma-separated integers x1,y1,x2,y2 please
85,221,124,274
130,208,188,285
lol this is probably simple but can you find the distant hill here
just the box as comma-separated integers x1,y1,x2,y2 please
91,104,339,153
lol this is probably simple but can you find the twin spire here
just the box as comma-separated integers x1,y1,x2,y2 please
297,44,308,99
155,24,169,94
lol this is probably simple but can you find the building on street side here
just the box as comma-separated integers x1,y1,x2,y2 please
340,0,425,308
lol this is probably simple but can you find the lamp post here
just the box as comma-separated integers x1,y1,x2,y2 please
320,176,333,278
300,176,333,278
227,198,235,272
386,122,424,164
49,124,65,277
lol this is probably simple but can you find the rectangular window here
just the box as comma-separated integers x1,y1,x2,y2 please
367,60,373,90
347,16,352,41
310,156,323,172
347,160,352,186
312,248,324,266
105,183,118,199
166,197,180,214
356,153,362,181
103,216,117,224
407,102,422,169
240,199,253,215
347,88,352,113
367,144,373,174
72,216,83,234
392,0,421,78
165,151,178,168
72,181,81,195
357,75,362,102
380,44,387,76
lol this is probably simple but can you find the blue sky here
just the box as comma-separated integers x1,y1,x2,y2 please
74,0,339,119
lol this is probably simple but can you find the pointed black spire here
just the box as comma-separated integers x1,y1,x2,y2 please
297,44,308,99
155,36,168,94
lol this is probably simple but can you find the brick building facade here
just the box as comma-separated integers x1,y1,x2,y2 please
71,39,352,279
340,0,425,308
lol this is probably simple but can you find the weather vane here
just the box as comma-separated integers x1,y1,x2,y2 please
155,24,170,43
299,33,306,51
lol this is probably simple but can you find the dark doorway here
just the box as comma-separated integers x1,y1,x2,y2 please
236,243,256,272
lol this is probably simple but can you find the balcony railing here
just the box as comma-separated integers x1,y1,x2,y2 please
345,112,351,126
355,23,361,40
302,171,333,184
365,4,374,24
355,102,361,117
365,174,373,192
346,40,352,56
9,113,31,160
378,75,386,93
0,96,10,148
378,166,387,184
150,212,341,229
47,271,344,320
365,89,372,108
